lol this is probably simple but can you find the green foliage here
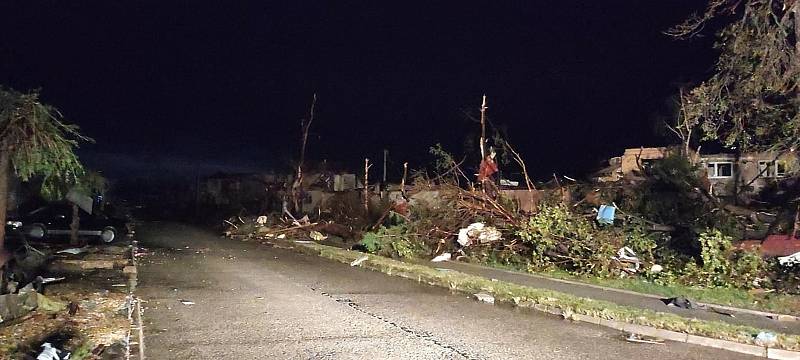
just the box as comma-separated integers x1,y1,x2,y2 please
516,204,618,276
626,154,704,227
74,170,109,196
0,87,91,199
623,220,659,264
429,143,456,174
626,154,741,260
670,1,799,152
697,228,734,286
730,249,770,289
361,231,382,253
679,228,772,289
699,229,732,275
359,224,428,259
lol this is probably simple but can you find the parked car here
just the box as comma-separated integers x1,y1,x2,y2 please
16,203,127,243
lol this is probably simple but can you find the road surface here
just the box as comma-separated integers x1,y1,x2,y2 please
136,222,757,359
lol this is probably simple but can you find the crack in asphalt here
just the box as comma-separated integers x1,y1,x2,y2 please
311,288,482,360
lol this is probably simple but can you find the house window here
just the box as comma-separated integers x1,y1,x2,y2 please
776,161,787,177
757,160,787,178
707,162,733,178
758,160,774,177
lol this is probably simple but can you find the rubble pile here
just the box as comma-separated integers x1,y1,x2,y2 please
219,150,800,296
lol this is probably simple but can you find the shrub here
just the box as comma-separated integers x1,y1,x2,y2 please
359,225,429,259
516,204,619,276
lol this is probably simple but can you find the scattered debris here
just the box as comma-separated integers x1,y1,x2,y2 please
457,223,502,247
473,293,495,304
649,264,663,273
292,215,311,226
662,296,694,309
276,234,286,239
256,215,268,225
350,256,369,267
754,331,778,347
613,247,640,274
223,219,238,229
179,300,195,305
0,291,66,324
624,333,665,345
778,251,800,266
309,230,327,241
56,247,89,255
430,253,452,262
596,204,616,225
35,342,70,360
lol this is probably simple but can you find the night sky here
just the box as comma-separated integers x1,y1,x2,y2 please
1,1,717,181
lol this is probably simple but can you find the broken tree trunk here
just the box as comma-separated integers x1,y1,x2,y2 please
400,162,408,198
0,144,9,253
292,93,317,214
364,158,371,215
479,95,487,160
70,202,80,245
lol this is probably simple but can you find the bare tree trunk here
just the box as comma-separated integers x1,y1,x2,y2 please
0,147,9,253
364,158,370,215
479,95,487,159
292,93,317,215
70,202,80,245
400,162,408,198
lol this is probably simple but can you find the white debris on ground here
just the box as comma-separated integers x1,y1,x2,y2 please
430,253,451,262
457,223,502,247
350,256,369,267
778,252,800,266
473,293,495,304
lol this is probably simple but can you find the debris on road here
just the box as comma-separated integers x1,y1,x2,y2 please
624,333,665,345
662,296,694,309
431,253,451,262
350,256,369,267
179,300,195,305
473,293,495,304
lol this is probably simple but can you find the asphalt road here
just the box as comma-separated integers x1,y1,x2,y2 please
136,222,758,359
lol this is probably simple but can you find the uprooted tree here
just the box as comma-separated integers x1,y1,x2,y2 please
0,86,89,252
668,0,799,153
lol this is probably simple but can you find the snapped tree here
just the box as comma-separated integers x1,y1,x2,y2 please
669,0,799,153
0,87,89,252
68,171,109,245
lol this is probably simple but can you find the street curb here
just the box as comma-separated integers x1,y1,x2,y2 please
126,231,145,360
447,261,800,322
282,240,800,359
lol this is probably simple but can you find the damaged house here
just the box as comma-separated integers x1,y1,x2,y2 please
598,146,798,198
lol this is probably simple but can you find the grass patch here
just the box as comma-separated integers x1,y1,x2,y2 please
290,241,800,350
478,259,800,316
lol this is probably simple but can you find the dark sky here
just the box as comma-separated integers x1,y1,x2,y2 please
0,1,717,181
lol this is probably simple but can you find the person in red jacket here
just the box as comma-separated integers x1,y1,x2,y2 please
478,148,499,197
